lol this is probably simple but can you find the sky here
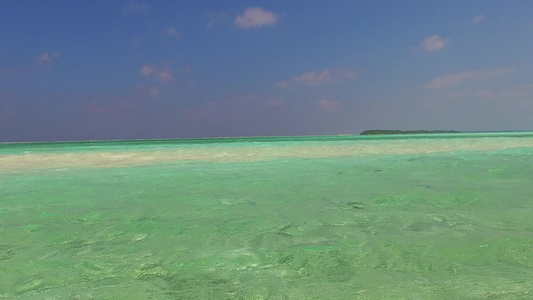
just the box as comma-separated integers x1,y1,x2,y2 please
1,1,533,142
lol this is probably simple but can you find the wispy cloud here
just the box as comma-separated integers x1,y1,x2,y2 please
4,67,25,77
36,52,59,67
318,99,340,113
206,12,228,29
140,65,173,82
421,35,450,52
471,15,485,24
425,67,515,89
277,68,357,88
264,97,284,108
138,85,161,98
444,84,533,103
123,0,148,15
156,69,172,82
140,65,157,76
500,83,533,98
235,7,278,29
165,27,179,37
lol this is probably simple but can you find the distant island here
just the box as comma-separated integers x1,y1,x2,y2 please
360,130,461,135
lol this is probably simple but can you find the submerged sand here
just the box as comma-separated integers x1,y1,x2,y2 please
1,135,533,172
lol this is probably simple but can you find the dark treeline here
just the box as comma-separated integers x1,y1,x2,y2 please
360,130,461,135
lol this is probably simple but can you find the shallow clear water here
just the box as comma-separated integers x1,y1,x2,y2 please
1,133,532,299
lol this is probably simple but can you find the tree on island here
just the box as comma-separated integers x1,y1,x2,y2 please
360,130,460,135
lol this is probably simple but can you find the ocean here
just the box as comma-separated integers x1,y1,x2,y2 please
1,132,532,299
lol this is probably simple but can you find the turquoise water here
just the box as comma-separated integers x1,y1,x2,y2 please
1,133,532,299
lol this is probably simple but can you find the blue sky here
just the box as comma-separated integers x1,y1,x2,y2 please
1,1,532,142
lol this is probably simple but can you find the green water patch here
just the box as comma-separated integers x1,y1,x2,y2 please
0,147,532,298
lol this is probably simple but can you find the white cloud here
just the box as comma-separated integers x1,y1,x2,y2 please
140,65,157,76
140,65,173,82
292,71,331,86
156,69,173,82
277,68,357,88
235,7,278,29
36,52,59,66
471,15,485,24
318,99,340,113
425,67,515,89
165,27,179,37
139,85,160,97
421,35,450,52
